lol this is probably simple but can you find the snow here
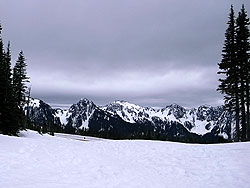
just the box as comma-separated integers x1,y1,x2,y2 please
219,132,229,140
115,100,142,110
79,110,94,130
54,133,106,141
49,99,227,137
55,110,70,125
105,101,222,136
1,130,250,188
27,98,40,108
190,119,210,135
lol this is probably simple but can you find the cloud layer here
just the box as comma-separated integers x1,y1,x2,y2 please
0,0,249,107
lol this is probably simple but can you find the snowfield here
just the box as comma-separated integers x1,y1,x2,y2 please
0,130,250,188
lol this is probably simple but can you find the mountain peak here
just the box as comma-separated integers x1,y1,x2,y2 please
79,98,91,103
26,98,234,142
74,98,95,107
113,100,143,110
114,100,128,103
166,103,185,109
198,104,213,109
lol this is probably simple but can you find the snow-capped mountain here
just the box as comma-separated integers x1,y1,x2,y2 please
25,98,62,132
60,98,96,130
102,101,232,138
26,98,234,143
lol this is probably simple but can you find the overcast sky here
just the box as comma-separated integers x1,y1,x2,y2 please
0,0,249,108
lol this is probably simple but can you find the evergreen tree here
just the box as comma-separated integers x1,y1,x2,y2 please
0,25,20,135
13,51,29,107
218,5,250,141
12,51,30,131
0,23,30,135
0,23,5,132
218,5,240,141
4,44,21,134
0,25,12,134
26,86,33,129
236,5,250,140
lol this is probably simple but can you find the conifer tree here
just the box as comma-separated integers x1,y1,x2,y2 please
4,42,13,104
0,23,5,132
0,24,12,134
218,5,250,141
11,51,30,131
4,43,21,134
13,51,29,107
218,5,240,141
236,5,250,140
0,25,20,135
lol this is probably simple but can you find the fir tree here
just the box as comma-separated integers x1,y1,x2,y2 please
11,51,30,131
218,5,250,141
0,23,31,135
0,23,5,133
13,51,29,107
218,5,240,141
3,43,19,134
236,5,250,140
0,25,13,134
0,25,20,135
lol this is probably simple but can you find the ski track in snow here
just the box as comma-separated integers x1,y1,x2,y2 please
0,130,250,188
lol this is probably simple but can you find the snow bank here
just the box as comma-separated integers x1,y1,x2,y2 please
1,130,250,188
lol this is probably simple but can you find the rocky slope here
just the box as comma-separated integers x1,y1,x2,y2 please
25,98,235,143
102,101,234,139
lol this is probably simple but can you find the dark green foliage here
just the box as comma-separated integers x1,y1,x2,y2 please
0,26,19,135
0,24,29,135
236,5,250,140
218,5,250,141
218,5,240,141
64,124,76,134
0,24,6,133
13,51,29,107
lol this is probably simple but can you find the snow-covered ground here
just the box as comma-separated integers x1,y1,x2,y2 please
1,130,250,188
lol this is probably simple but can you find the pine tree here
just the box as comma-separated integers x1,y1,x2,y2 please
218,5,240,141
236,5,250,140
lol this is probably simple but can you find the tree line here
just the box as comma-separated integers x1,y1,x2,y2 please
0,24,29,135
218,5,250,141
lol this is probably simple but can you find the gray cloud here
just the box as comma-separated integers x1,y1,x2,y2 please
0,0,249,108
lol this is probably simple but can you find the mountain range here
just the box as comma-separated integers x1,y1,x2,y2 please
25,98,235,143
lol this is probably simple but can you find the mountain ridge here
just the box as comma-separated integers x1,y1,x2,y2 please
25,97,235,143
